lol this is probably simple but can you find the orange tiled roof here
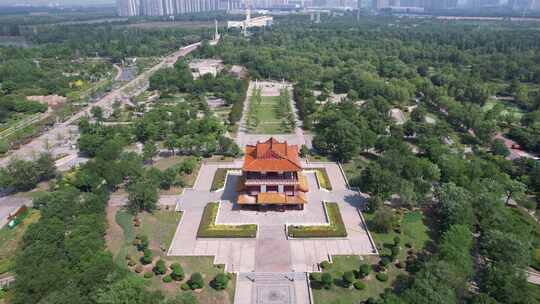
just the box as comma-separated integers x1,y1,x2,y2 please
243,138,302,172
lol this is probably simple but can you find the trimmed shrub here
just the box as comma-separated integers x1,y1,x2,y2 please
353,281,366,290
343,271,355,288
170,263,185,281
320,261,331,270
359,264,371,278
321,273,332,289
181,283,191,291
391,246,400,259
136,234,149,251
153,259,166,275
310,272,322,282
189,272,204,290
212,273,229,290
144,272,154,279
379,256,391,267
163,275,173,283
134,265,143,273
376,273,388,282
141,248,153,265
393,236,401,245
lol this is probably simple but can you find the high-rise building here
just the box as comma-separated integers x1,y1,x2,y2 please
116,0,224,16
117,0,140,16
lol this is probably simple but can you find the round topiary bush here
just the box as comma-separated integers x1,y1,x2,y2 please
170,263,185,281
141,248,153,265
321,273,332,289
162,275,173,283
393,236,401,245
353,281,366,290
181,283,190,291
153,259,167,275
320,261,331,270
189,272,204,290
310,272,322,282
343,271,355,288
212,273,229,290
144,272,154,279
359,264,371,278
379,256,391,267
391,246,400,259
134,264,143,273
376,273,388,282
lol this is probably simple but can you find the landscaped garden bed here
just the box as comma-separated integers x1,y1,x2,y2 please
287,202,347,238
110,207,236,303
197,202,257,238
313,168,332,190
211,168,230,191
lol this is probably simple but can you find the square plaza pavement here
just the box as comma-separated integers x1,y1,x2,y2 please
168,161,377,273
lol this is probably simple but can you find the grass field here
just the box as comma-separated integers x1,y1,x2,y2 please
0,209,40,275
111,208,236,303
248,96,293,134
312,210,431,303
482,99,524,119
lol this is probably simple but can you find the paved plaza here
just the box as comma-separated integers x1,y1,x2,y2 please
167,161,377,304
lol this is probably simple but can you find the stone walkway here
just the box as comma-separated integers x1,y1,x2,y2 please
235,81,311,149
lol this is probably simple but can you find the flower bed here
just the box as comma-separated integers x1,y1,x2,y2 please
197,203,257,238
287,202,347,238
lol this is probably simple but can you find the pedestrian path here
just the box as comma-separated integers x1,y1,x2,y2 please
235,272,310,304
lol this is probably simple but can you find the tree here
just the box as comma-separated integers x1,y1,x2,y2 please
91,106,104,122
342,271,355,288
96,277,164,304
436,183,474,231
127,179,158,213
491,139,510,157
143,141,158,163
313,118,362,162
371,208,397,233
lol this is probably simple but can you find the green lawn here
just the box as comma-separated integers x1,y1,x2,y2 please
0,209,40,275
248,96,293,134
312,255,403,304
287,203,347,238
482,99,524,119
197,203,257,238
312,210,431,303
364,210,431,259
112,209,236,303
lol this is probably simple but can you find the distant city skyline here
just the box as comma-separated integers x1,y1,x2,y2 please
0,0,114,6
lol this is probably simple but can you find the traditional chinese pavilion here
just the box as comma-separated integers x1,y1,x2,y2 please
237,138,308,210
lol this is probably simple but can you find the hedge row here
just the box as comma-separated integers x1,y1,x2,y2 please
197,202,257,238
287,202,347,238
314,168,332,191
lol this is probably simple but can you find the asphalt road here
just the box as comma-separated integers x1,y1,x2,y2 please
0,41,206,168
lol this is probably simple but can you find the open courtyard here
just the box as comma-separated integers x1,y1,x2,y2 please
167,159,377,304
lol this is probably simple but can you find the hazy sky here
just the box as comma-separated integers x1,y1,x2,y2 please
0,0,114,5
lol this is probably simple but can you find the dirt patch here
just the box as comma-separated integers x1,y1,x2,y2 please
27,95,67,108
